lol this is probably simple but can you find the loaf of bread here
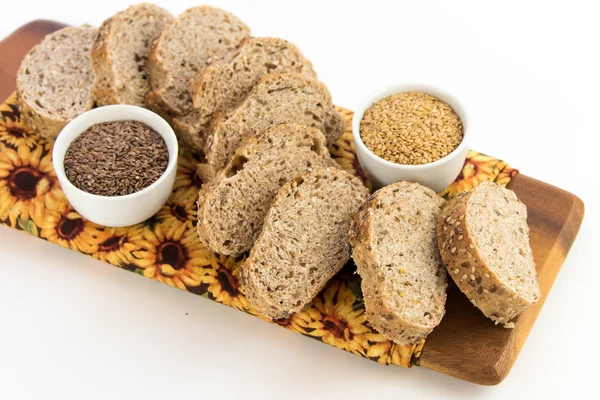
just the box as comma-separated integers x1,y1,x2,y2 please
146,6,250,118
197,124,339,256
198,73,345,182
174,37,318,154
437,181,541,327
16,26,97,139
240,168,369,319
91,3,174,107
349,182,447,345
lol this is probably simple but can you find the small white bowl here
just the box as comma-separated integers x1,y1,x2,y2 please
352,83,468,192
52,105,178,227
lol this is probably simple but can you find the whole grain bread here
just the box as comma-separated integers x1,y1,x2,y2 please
349,182,447,346
198,73,345,181
437,181,541,328
91,3,174,107
174,37,318,154
240,168,369,319
197,124,339,256
171,111,213,154
191,37,317,114
146,6,250,118
16,26,97,139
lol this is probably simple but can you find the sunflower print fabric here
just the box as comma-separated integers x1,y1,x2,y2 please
0,92,518,368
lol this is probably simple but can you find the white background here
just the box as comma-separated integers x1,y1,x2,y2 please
0,0,598,398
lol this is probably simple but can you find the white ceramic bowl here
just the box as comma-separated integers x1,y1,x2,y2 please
352,83,468,192
52,105,178,227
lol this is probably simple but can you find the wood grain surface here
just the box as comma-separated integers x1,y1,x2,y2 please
0,20,585,385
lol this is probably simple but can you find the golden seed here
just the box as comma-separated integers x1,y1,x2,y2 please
359,92,463,165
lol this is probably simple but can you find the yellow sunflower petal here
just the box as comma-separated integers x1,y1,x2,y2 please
159,263,176,277
142,266,157,278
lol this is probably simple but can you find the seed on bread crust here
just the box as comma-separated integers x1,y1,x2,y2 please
436,182,541,328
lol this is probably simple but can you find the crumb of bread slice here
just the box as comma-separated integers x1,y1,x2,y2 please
240,168,369,319
349,181,447,345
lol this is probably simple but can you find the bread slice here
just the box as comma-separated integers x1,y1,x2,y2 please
349,182,447,346
240,168,369,319
91,3,174,107
437,181,541,328
146,6,250,118
190,37,317,114
16,26,97,139
171,111,213,155
173,37,318,154
198,73,345,181
197,124,339,256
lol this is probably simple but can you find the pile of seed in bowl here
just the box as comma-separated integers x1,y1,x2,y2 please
360,92,463,165
64,120,169,196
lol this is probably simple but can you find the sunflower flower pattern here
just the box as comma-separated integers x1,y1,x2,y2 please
0,94,518,369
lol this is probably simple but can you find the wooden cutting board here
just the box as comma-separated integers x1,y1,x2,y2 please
0,20,585,385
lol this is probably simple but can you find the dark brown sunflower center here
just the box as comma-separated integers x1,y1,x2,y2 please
8,167,42,200
352,157,370,185
273,316,292,327
323,315,353,341
172,205,188,222
58,217,84,239
216,267,240,297
7,126,25,138
157,241,187,270
190,170,203,187
99,235,123,252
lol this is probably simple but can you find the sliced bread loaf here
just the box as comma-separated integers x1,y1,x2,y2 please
240,168,369,319
91,3,174,107
146,6,250,118
198,73,345,181
349,182,447,346
190,37,317,114
437,181,541,328
16,26,97,139
197,124,339,256
173,37,318,154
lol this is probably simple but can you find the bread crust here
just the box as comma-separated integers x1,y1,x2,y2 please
437,189,539,328
146,24,180,117
16,91,66,139
90,15,118,105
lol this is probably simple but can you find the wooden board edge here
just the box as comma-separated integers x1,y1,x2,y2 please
0,20,66,99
